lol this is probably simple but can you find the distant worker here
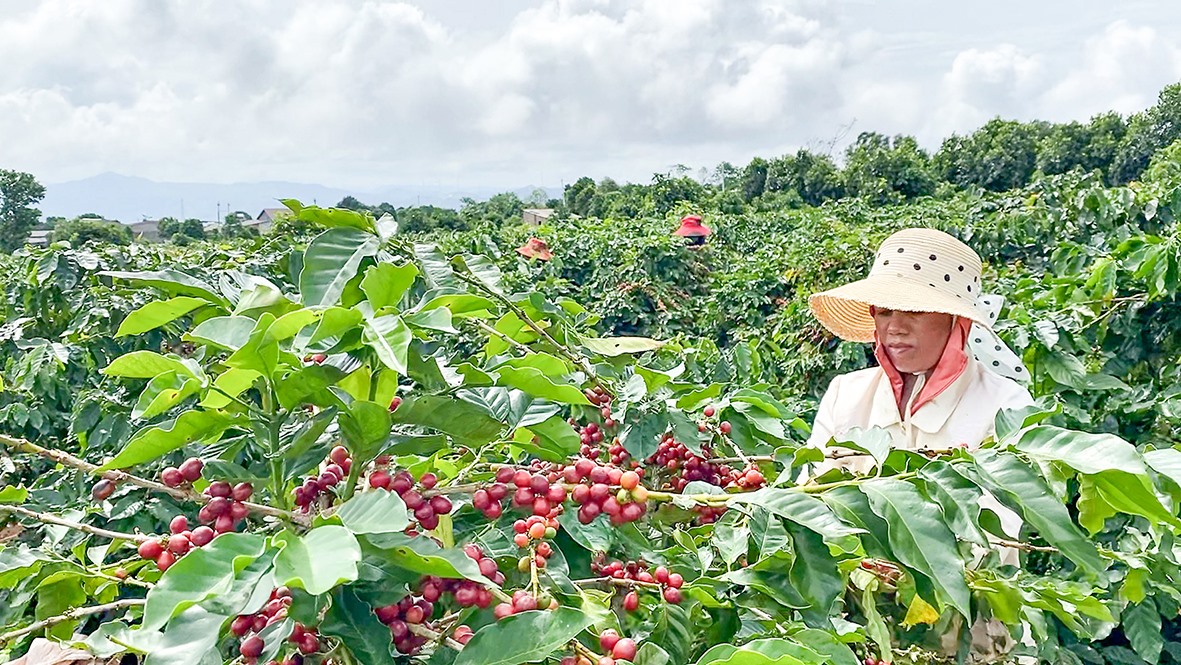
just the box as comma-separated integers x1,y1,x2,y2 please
516,237,554,261
673,215,710,247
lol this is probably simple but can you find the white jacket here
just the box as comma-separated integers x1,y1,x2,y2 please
808,354,1034,467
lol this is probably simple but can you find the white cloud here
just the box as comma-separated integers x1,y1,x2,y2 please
0,1,1177,191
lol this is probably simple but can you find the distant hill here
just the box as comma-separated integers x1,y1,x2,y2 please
40,172,559,222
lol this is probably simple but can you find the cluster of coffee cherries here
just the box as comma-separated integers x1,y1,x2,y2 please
862,656,891,665
375,594,437,656
493,589,558,619
196,480,254,534
369,463,451,530
567,462,648,525
135,513,217,571
159,456,206,489
302,353,328,364
512,515,559,569
582,385,615,424
592,556,684,606
293,446,352,512
647,435,737,491
489,466,567,518
232,586,320,663
559,630,638,665
419,545,503,607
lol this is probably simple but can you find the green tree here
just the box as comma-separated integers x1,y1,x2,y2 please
0,169,46,252
564,177,597,217
766,150,844,206
50,217,132,246
1036,113,1127,180
843,133,935,202
1111,83,1181,184
934,119,1041,191
740,157,769,202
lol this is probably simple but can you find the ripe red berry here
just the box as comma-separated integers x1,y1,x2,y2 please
419,472,438,489
369,470,392,490
155,550,177,571
703,405,716,417
91,479,115,502
190,526,215,547
663,587,682,604
232,482,254,502
309,353,327,364
208,481,232,498
231,614,253,636
667,572,684,589
429,495,452,515
600,629,620,652
389,396,402,411
654,566,669,584
299,632,319,654
138,539,164,559
179,458,204,481
169,515,188,534
240,634,264,658
612,638,637,661
623,590,639,611
528,522,547,539
167,534,191,555
113,567,128,580
329,445,349,466
161,467,184,487
719,421,732,434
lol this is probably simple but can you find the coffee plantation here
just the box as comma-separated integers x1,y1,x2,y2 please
5,93,1181,664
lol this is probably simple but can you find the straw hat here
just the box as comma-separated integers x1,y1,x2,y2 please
809,228,991,343
516,237,554,261
673,215,711,237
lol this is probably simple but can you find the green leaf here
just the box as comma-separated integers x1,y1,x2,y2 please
695,638,814,665
339,399,392,462
1079,471,1181,532
103,351,200,380
359,263,420,311
338,490,411,534
0,486,28,504
300,227,381,307
580,335,665,356
321,587,398,664
729,488,863,552
390,394,504,445
186,315,257,352
832,427,891,471
515,415,582,461
132,371,202,420
200,368,262,409
789,629,861,665
116,296,210,337
291,204,376,232
649,600,694,665
142,533,267,631
273,526,362,595
784,522,843,625
453,608,594,665
495,365,592,405
95,410,239,471
861,478,971,618
1013,426,1147,475
965,450,1106,577
142,605,226,665
917,460,989,546
101,269,230,308
620,412,667,463
363,313,413,375
362,532,496,585
1123,599,1162,663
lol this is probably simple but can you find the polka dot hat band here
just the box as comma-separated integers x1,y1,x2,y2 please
809,228,1029,382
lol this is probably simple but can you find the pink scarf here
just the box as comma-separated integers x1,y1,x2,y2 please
875,317,971,416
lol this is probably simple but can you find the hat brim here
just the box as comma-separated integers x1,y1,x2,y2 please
674,227,711,237
516,247,553,260
809,273,991,343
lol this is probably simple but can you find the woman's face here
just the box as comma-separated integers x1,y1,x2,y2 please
871,307,954,374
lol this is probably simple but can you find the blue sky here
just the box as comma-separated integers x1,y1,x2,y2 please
1,0,1178,190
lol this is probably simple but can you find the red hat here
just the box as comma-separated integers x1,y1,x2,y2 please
516,237,554,261
673,215,711,237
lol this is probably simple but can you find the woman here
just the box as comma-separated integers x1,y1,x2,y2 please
807,227,1032,467
805,227,1035,661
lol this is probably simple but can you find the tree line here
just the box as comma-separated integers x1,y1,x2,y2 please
2,83,1179,251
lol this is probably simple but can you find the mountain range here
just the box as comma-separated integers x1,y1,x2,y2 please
40,173,560,222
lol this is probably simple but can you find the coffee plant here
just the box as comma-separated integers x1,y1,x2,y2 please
4,154,1181,664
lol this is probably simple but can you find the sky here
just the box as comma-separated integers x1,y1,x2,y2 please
2,0,1180,192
